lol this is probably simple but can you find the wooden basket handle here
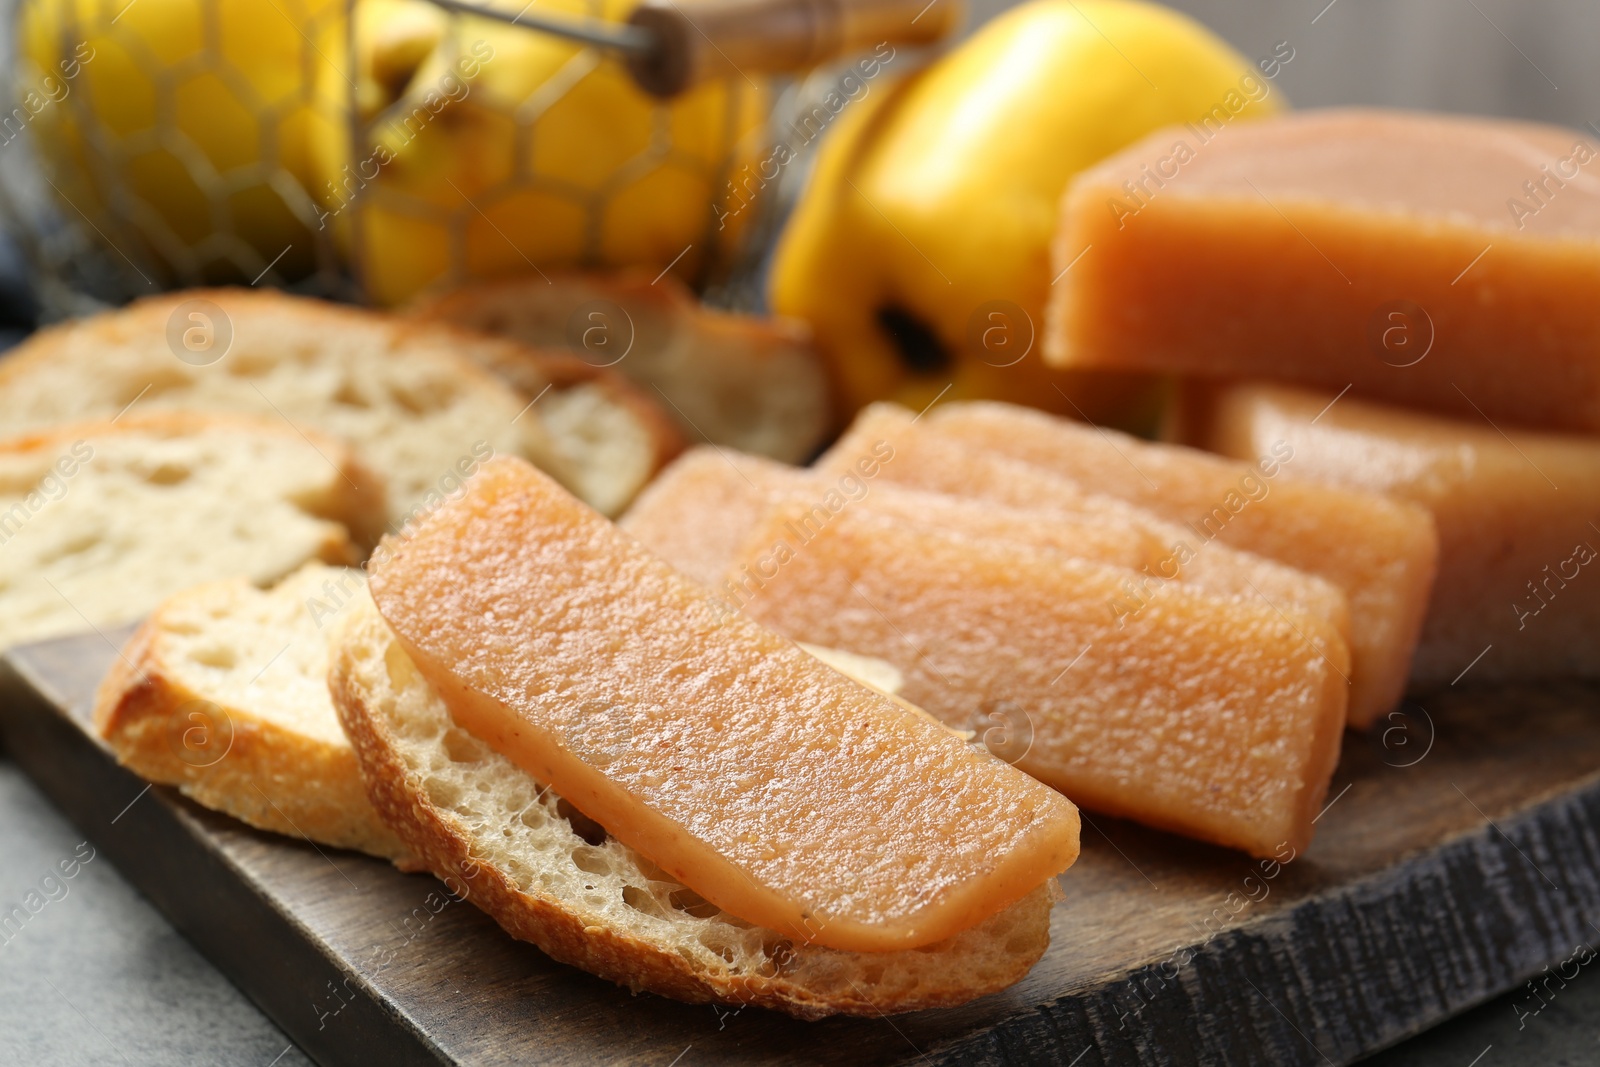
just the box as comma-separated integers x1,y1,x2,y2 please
626,0,961,96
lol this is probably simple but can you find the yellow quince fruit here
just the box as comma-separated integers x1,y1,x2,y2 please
15,0,343,286
307,0,768,306
769,0,1286,429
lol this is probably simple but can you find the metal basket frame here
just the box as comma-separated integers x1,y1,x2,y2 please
0,0,852,318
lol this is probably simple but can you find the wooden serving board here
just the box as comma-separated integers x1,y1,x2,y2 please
4,630,1600,1066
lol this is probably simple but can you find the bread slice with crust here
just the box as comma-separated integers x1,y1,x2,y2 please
0,288,678,519
329,589,1055,1019
0,413,374,650
454,340,684,519
409,271,833,463
94,563,408,860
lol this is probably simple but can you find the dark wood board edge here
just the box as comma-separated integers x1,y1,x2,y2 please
919,783,1600,1067
7,631,1600,1066
0,653,451,1067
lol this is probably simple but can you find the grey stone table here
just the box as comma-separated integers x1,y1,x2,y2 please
0,758,313,1067
1,749,1595,1067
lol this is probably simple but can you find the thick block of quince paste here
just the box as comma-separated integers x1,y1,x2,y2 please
628,445,1349,644
1047,109,1600,432
825,401,1436,729
725,504,1348,857
368,456,1080,952
1172,380,1600,686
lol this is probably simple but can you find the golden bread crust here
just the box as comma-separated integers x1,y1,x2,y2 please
93,577,410,861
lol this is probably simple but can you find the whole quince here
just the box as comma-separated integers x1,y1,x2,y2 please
768,0,1286,429
15,0,342,286
307,0,769,306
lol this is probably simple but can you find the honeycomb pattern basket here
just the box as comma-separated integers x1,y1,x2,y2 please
0,0,843,318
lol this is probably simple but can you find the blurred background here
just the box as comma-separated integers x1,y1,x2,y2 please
0,0,1592,342
1016,0,1596,128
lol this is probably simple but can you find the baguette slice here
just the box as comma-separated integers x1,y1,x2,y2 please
410,271,833,463
0,413,373,650
330,590,1056,1018
94,564,409,860
454,340,685,518
0,288,677,521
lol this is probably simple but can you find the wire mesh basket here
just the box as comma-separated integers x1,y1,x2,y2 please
0,0,900,320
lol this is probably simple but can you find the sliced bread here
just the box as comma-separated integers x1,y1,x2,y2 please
0,288,677,519
329,590,1055,1018
0,413,373,650
94,563,408,860
409,271,834,463
452,340,684,519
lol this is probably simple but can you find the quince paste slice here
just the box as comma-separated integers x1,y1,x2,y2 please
721,504,1348,858
367,455,1080,953
869,401,1437,729
625,444,1348,639
1173,379,1600,686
